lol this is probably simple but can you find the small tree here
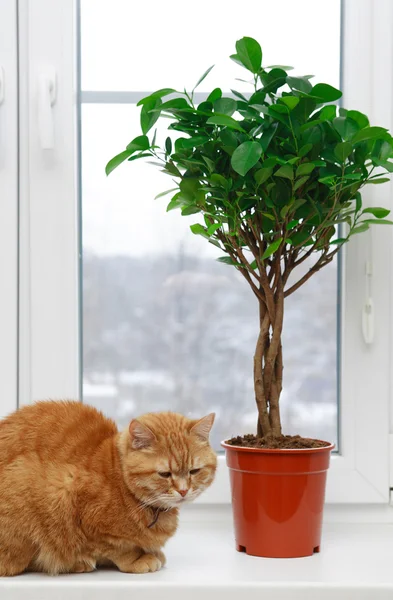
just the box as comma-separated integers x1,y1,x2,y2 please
107,37,393,440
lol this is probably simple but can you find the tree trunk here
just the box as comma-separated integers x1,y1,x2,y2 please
254,282,284,439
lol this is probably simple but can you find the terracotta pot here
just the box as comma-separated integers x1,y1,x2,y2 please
221,441,334,558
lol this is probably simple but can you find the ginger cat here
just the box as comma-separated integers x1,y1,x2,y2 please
0,401,217,576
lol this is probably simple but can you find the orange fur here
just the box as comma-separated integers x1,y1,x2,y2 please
0,401,217,576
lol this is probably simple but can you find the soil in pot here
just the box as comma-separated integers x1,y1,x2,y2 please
225,434,331,449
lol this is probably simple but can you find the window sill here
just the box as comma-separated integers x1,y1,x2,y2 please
1,505,393,600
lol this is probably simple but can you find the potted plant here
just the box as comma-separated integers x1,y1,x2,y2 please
106,37,393,558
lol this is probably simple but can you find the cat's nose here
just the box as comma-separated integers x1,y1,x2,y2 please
178,489,188,498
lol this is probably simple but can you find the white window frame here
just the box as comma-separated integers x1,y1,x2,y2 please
17,0,393,504
18,0,80,406
0,0,18,419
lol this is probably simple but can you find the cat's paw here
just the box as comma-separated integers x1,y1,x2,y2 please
152,549,166,567
69,560,96,574
120,553,162,574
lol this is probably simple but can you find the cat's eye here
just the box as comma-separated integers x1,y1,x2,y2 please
190,468,201,475
158,472,171,478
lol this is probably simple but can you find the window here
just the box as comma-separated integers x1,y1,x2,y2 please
80,0,341,451
13,0,393,504
0,0,18,419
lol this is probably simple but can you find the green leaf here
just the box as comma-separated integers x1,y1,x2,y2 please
267,64,293,70
351,222,369,235
298,143,313,158
162,161,182,177
274,164,293,180
206,88,222,103
330,238,348,245
292,198,307,210
351,126,388,144
333,117,359,140
334,141,352,162
207,223,221,235
362,218,393,225
217,256,237,266
165,137,172,155
287,219,299,230
249,90,267,106
141,97,161,134
209,238,222,249
181,205,201,216
219,128,239,148
190,223,208,237
207,115,245,132
296,162,315,177
155,187,178,200
231,141,262,176
291,94,316,119
318,175,336,186
261,237,283,260
127,152,151,162
263,157,279,168
362,207,390,219
311,83,342,102
280,205,290,218
193,65,214,91
231,89,248,102
374,140,393,161
214,97,237,116
181,135,210,148
260,125,277,152
105,150,132,176
319,105,337,121
166,196,184,212
156,98,189,111
279,96,300,110
366,177,390,184
269,104,289,114
137,89,176,106
346,110,369,129
286,76,312,93
229,54,244,68
254,167,273,185
210,173,229,189
290,229,312,245
355,192,362,212
201,155,216,172
126,135,150,152
235,37,262,73
294,175,309,190
373,159,393,172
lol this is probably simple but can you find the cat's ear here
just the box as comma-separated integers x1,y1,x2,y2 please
129,419,156,450
190,413,215,441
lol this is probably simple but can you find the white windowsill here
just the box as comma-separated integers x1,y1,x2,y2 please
2,505,393,600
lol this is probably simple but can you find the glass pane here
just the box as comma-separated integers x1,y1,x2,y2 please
81,104,338,449
81,0,341,92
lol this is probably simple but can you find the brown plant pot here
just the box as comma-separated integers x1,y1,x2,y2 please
221,441,334,558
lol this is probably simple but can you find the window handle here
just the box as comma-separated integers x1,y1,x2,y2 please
362,298,374,345
38,71,57,150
